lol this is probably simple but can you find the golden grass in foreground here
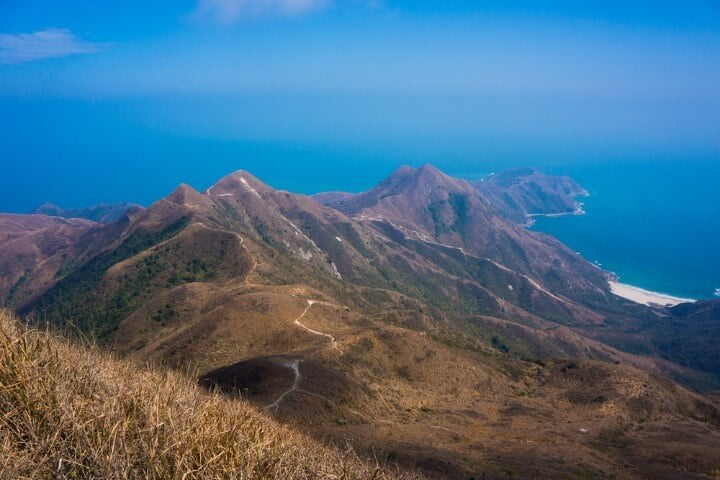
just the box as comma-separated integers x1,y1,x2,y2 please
0,311,419,479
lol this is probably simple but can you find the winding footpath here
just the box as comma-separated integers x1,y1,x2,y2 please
263,299,342,412
294,300,340,350
264,360,301,412
195,221,258,275
262,299,476,441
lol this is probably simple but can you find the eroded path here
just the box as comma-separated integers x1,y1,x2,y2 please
263,359,301,412
294,300,340,350
263,299,342,411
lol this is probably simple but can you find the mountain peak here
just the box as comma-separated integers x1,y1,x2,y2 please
165,183,205,206
387,163,469,194
389,164,413,176
414,163,452,183
390,163,444,179
385,163,445,184
205,170,269,198
418,163,442,174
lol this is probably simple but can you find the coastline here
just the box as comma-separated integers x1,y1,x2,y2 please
609,281,695,307
525,203,585,227
528,194,703,306
527,202,586,219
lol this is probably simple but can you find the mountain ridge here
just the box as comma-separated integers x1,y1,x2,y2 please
2,164,719,478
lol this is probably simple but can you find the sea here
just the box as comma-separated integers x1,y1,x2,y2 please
1,98,718,300
530,160,720,300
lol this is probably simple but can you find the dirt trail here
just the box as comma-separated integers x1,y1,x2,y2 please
263,359,301,412
294,300,340,350
195,221,258,274
262,299,478,442
263,299,342,412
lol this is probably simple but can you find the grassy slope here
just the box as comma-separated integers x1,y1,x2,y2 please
0,310,420,480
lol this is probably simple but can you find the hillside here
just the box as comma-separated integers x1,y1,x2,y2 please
4,167,720,389
0,214,97,307
4,306,720,479
2,165,720,478
313,164,607,302
0,310,419,479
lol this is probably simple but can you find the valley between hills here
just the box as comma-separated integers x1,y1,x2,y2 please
1,164,719,479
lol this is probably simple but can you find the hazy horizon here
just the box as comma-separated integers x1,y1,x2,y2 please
2,0,719,211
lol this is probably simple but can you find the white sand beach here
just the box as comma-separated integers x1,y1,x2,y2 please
609,281,695,307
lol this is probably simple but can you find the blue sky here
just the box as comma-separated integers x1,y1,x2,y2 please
2,1,720,98
0,1,719,210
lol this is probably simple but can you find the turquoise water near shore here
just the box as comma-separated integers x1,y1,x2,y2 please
530,160,720,300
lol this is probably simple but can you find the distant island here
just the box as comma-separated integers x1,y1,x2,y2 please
32,202,143,224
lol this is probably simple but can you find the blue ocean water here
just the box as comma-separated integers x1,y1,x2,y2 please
531,160,720,300
0,97,718,300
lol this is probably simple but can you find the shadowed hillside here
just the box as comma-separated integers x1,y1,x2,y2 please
0,310,420,479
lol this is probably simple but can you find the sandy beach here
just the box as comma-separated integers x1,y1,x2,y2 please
609,281,695,307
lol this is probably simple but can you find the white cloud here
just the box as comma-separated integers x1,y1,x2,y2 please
191,0,329,24
0,28,104,64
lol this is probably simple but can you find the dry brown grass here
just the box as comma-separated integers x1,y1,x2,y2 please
0,310,420,480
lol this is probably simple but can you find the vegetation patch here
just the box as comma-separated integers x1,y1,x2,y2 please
24,218,189,339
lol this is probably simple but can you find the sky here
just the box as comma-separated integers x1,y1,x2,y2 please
1,1,719,210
